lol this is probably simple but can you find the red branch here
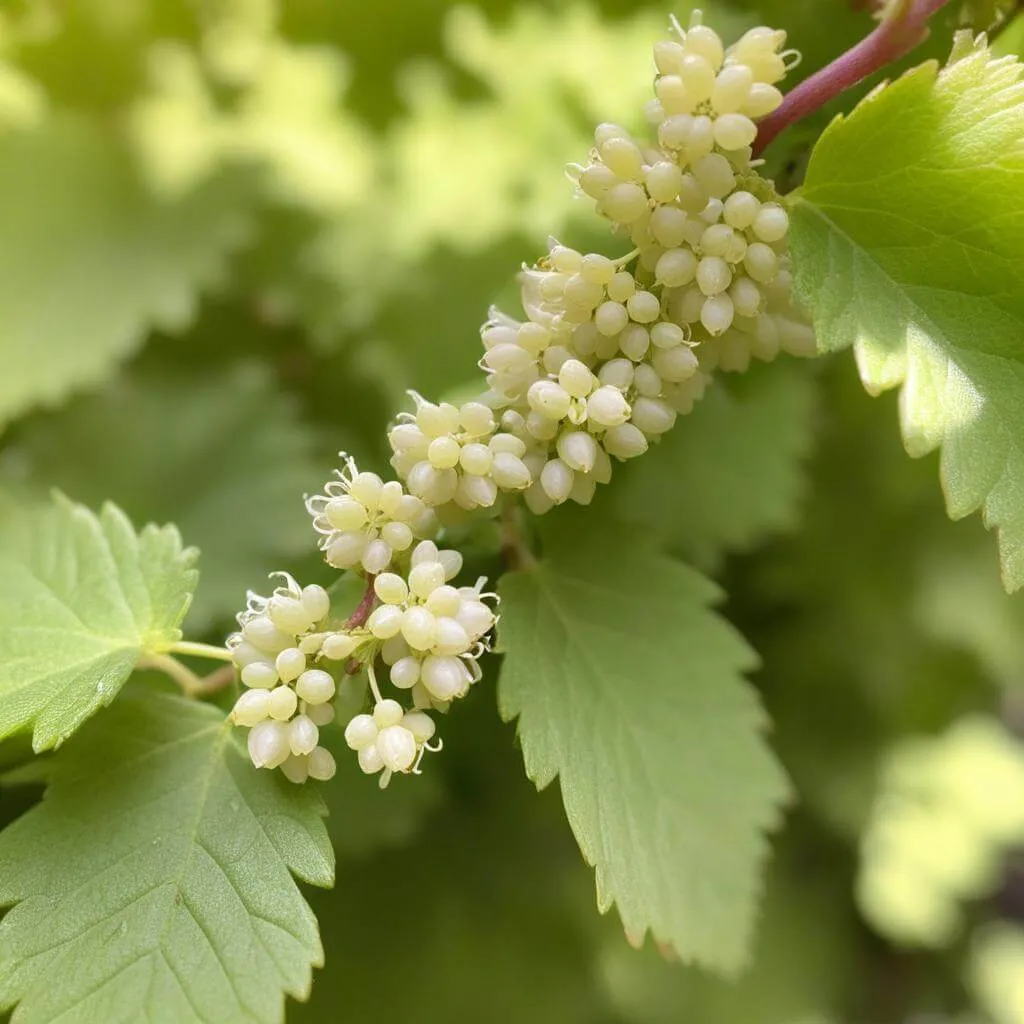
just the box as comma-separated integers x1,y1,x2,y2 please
343,576,377,630
753,0,955,156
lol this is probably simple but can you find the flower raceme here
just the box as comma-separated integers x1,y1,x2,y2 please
227,10,812,786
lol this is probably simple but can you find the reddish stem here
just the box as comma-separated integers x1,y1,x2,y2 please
753,0,954,156
343,576,377,630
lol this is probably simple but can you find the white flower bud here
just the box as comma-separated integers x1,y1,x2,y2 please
377,725,418,772
595,301,629,337
301,584,331,623
289,715,319,756
540,459,574,504
308,747,337,781
368,604,404,640
645,161,683,203
579,163,617,198
630,397,678,436
281,755,309,785
416,402,460,438
490,452,532,490
231,689,272,727
684,115,715,161
459,401,496,436
655,248,697,288
357,744,384,775
268,597,314,636
626,291,661,324
438,549,463,581
349,472,383,509
248,721,291,769
421,655,471,701
742,82,784,118
527,380,572,420
409,561,446,599
653,345,700,384
345,713,378,750
324,496,368,531
427,436,461,470
696,256,732,296
402,711,436,744
753,204,789,243
558,359,595,398
402,606,438,651
606,272,636,303
679,53,716,97
658,113,693,150
603,423,649,460
389,422,429,453
651,322,686,349
634,362,664,398
325,531,367,570
411,540,439,565
701,293,735,336
482,343,535,375
296,669,336,705
456,600,496,640
711,64,753,113
378,481,405,517
557,430,599,473
390,656,421,689
306,703,335,727
619,324,650,361
456,473,499,510
425,584,462,617
587,386,631,427
580,253,615,284
459,442,493,475
744,242,779,283
692,153,736,199
321,633,357,661
714,113,757,151
601,182,648,223
241,662,278,689
723,191,760,230
731,276,763,317
374,572,408,605
434,617,471,656
373,699,405,728
570,473,597,506
268,685,298,722
243,617,293,654
684,25,724,69
489,433,527,457
275,648,306,684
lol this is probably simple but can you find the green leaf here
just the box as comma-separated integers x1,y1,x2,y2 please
6,362,320,631
0,690,333,1024
0,115,251,431
0,492,197,750
496,526,789,973
600,362,817,569
791,49,1024,592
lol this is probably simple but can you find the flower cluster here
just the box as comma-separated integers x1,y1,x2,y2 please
226,11,812,789
305,459,436,573
227,574,339,784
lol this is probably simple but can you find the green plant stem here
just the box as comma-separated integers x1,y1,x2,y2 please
138,652,237,698
169,640,235,662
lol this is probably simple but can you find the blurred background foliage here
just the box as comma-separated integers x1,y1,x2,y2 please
1,0,1023,1021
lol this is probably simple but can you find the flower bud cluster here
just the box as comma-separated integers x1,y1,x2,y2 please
227,573,340,784
226,12,812,790
305,458,436,574
387,395,534,511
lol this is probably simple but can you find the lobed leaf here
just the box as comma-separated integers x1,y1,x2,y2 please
0,691,333,1024
0,492,197,750
497,525,789,973
791,48,1024,591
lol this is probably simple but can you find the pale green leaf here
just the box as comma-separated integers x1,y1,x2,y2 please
791,49,1024,590
0,691,333,1024
497,526,789,973
0,114,251,430
601,362,817,569
6,363,320,631
0,492,197,750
